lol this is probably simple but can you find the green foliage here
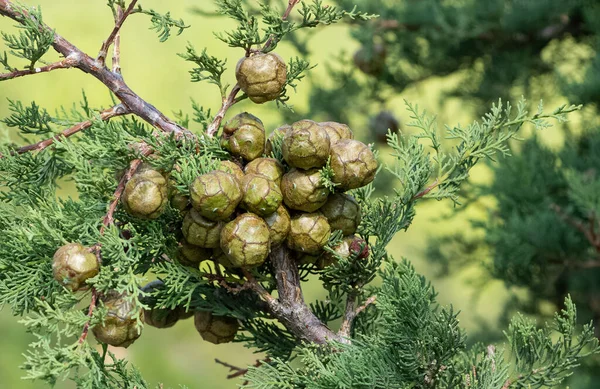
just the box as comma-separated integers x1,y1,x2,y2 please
391,99,581,203
2,99,53,135
180,45,228,97
245,276,597,389
318,156,339,192
505,297,598,389
277,56,314,106
1,3,54,70
133,5,189,43
214,0,375,52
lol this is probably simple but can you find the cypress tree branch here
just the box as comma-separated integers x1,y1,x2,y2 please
551,203,600,252
15,104,130,155
215,358,268,380
0,56,77,81
77,287,98,344
339,294,376,338
266,245,346,344
0,0,192,139
112,5,124,74
261,0,300,51
207,85,241,137
97,0,138,66
101,158,145,234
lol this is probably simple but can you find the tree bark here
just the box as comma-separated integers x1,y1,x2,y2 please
266,245,347,344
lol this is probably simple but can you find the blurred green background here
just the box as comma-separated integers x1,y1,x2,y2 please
0,1,586,388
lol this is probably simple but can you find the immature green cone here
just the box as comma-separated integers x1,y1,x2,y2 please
287,213,331,255
189,171,242,221
92,291,142,348
264,205,291,246
265,124,290,156
52,243,99,292
194,311,239,344
282,120,331,169
244,158,284,186
217,160,245,182
320,193,361,235
178,240,211,267
220,213,271,267
221,112,265,161
121,168,168,219
235,52,287,104
319,122,354,144
281,168,329,212
170,192,190,212
240,173,283,217
182,209,224,248
141,280,180,329
330,139,378,190
319,235,369,269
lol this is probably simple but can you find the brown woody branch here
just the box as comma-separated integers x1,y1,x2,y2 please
206,85,241,137
0,0,192,139
339,294,376,338
15,104,129,155
112,6,124,74
97,0,138,66
258,246,347,344
100,158,147,234
0,56,77,81
551,203,600,252
78,285,99,344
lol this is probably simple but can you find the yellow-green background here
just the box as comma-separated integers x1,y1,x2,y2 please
0,1,583,388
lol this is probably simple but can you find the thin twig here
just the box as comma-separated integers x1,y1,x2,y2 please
261,0,300,51
97,0,138,66
339,294,376,338
215,358,270,383
13,104,129,156
551,203,600,252
412,179,439,200
0,56,78,81
241,268,277,305
78,286,98,344
112,6,124,74
354,295,377,316
100,158,146,234
206,85,241,137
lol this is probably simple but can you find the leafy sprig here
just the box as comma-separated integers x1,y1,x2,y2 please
133,6,189,42
1,4,54,69
179,45,228,97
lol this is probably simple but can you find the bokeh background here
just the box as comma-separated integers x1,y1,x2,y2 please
0,0,597,388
